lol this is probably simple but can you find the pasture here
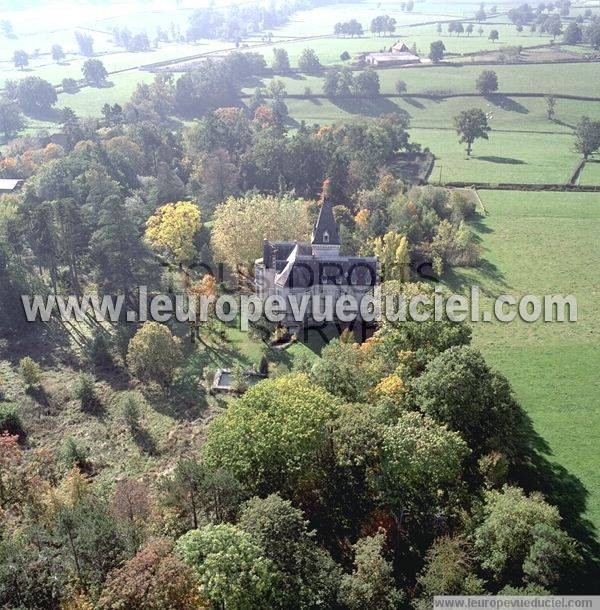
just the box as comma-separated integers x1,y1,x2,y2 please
257,61,600,98
256,26,556,67
449,190,600,529
281,94,599,185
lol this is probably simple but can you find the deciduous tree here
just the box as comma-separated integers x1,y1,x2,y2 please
339,531,403,610
476,70,499,94
454,108,491,155
176,523,279,609
0,97,24,139
429,40,446,62
203,375,339,494
145,201,202,266
211,193,311,272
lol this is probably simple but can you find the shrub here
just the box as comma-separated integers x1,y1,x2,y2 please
120,392,142,431
19,356,42,390
87,331,112,366
0,402,23,436
127,322,182,386
60,436,89,470
449,190,477,223
61,77,79,93
73,373,97,411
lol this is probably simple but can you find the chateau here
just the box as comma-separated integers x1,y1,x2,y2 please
254,193,379,333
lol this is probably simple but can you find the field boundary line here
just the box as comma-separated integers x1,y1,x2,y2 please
441,182,600,192
472,188,487,215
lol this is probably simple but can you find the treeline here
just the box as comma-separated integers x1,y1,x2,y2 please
112,27,151,52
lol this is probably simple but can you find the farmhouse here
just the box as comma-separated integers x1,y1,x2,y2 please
361,39,421,66
255,191,378,332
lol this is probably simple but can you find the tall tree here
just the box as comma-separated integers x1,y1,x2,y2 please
298,48,321,73
476,70,499,94
82,58,108,86
176,523,279,609
12,50,28,70
0,97,24,139
272,47,291,73
429,40,446,62
454,108,491,155
573,115,600,159
90,195,147,298
211,193,312,272
373,231,411,282
51,44,66,63
339,532,404,610
16,77,57,114
145,200,202,267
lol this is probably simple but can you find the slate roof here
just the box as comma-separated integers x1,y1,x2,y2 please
260,198,377,290
275,256,378,288
311,197,340,245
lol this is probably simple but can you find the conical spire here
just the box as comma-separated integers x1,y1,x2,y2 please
311,180,340,246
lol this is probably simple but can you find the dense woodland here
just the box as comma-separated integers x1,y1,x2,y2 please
0,1,599,608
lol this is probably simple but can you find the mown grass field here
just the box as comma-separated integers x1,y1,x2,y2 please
448,190,600,530
256,26,555,67
282,94,597,184
413,128,580,184
260,61,600,97
581,158,600,184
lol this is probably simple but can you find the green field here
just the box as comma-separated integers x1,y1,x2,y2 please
256,25,555,67
0,40,232,88
580,158,600,184
259,61,600,97
281,94,597,185
57,70,156,115
414,128,580,184
448,190,600,529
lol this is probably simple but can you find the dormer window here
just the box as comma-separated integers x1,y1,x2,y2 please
323,231,329,244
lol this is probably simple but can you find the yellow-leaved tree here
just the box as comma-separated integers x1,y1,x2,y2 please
373,231,410,282
211,193,312,273
145,201,201,266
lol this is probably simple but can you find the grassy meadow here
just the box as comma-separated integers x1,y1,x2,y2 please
258,62,600,97
448,190,600,529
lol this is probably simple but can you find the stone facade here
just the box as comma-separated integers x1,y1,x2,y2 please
255,196,378,332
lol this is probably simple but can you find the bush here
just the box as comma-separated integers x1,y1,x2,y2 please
0,402,24,436
60,436,89,469
120,392,142,431
87,331,112,366
19,356,42,390
73,373,97,411
61,77,79,93
449,190,477,223
127,322,182,386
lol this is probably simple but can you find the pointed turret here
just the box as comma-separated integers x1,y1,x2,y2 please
311,180,340,249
